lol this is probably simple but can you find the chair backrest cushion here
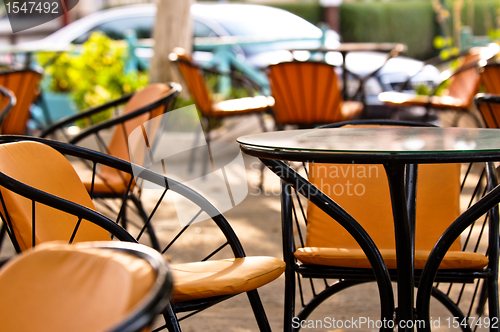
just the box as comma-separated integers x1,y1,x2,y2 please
268,61,343,126
444,52,481,108
172,48,212,115
307,162,462,251
481,63,500,95
0,70,42,134
306,124,462,252
98,83,173,192
0,242,155,332
0,141,110,250
476,95,500,128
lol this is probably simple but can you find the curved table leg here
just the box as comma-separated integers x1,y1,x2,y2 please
260,158,395,332
417,163,500,332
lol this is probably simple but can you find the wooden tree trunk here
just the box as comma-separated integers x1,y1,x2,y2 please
149,0,193,91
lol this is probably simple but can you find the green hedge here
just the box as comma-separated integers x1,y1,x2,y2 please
458,0,499,36
340,1,438,60
265,2,324,25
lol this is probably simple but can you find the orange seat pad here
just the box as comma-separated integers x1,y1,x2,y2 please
295,247,488,270
171,256,285,302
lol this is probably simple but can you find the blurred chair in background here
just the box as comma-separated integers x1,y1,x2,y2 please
267,61,363,130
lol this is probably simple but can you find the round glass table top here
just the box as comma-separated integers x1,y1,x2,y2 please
237,127,500,154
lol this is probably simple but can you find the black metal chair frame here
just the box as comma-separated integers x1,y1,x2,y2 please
239,119,500,332
0,135,273,332
39,83,181,251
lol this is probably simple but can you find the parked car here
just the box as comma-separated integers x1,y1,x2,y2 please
17,3,441,117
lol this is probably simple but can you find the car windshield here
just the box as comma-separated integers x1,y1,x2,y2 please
195,5,322,55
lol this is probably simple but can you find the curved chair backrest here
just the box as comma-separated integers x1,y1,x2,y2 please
0,141,110,250
307,159,461,252
0,69,42,134
0,86,16,125
0,241,171,332
306,123,463,258
170,48,212,115
475,93,500,128
444,50,483,108
479,62,500,94
97,83,178,192
267,61,343,126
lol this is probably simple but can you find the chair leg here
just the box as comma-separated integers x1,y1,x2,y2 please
246,289,272,332
487,275,499,332
202,120,212,179
162,303,183,332
129,194,161,251
476,280,488,315
258,113,267,132
0,222,7,253
188,124,204,173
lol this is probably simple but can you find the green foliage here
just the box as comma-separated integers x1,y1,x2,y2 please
459,0,499,37
340,1,439,60
38,32,148,115
266,2,324,25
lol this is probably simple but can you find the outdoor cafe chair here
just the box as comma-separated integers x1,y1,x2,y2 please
0,241,172,332
282,119,498,331
0,86,16,130
40,83,181,251
266,61,363,130
169,47,273,141
478,60,500,95
0,68,42,134
0,136,285,332
475,93,500,130
378,45,498,127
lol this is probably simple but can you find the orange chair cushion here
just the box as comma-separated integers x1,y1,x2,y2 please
172,48,213,115
211,96,274,117
83,83,172,194
0,142,111,250
307,163,462,252
378,92,469,110
295,247,489,270
481,64,500,95
339,101,364,121
268,61,362,125
478,100,500,129
171,256,285,302
0,242,156,332
0,70,42,135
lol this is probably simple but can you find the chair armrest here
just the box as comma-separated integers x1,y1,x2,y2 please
40,93,134,138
